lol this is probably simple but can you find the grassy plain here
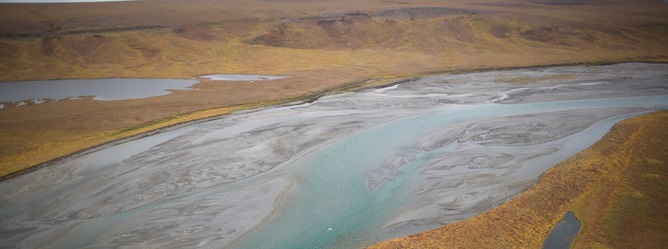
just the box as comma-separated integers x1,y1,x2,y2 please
368,111,668,248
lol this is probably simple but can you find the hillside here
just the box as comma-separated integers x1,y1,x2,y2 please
0,0,667,81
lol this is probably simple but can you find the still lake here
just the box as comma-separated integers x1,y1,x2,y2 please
0,74,287,105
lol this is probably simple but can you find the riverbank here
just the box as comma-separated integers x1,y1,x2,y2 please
0,74,403,179
368,110,668,248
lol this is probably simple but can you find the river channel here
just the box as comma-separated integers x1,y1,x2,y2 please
0,63,666,248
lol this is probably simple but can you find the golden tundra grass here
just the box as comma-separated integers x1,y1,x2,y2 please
0,104,247,178
369,111,668,248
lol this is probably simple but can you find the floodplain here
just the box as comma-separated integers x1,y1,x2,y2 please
1,63,666,248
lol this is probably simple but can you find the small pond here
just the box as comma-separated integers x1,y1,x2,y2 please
0,78,199,103
543,211,582,249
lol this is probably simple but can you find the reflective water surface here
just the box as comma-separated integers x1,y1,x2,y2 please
543,211,582,249
0,78,198,103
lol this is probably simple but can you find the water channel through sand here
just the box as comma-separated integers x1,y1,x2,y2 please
0,63,667,248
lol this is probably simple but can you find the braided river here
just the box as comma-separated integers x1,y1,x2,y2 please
1,63,667,248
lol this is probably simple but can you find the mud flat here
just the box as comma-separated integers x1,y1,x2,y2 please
0,63,667,248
